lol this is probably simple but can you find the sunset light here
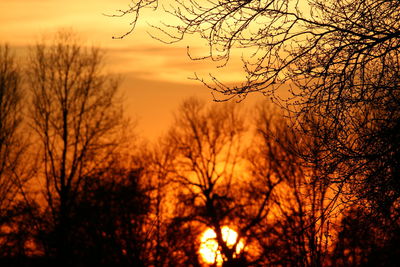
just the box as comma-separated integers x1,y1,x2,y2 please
0,0,399,266
199,226,244,265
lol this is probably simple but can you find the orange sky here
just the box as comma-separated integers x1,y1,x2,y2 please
0,0,264,139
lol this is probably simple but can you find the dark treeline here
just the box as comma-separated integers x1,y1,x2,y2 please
1,28,400,266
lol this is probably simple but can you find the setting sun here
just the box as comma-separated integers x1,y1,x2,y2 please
199,226,244,265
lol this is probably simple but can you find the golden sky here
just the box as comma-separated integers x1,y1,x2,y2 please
0,0,262,139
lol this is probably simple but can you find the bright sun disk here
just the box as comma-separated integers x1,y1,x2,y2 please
199,226,244,265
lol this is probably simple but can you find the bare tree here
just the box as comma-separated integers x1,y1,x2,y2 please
111,1,400,259
27,31,126,263
0,44,33,257
69,158,151,266
0,45,23,211
150,98,328,266
245,103,337,266
114,0,400,221
142,98,342,266
114,1,399,96
140,139,177,266
153,98,247,265
332,206,400,266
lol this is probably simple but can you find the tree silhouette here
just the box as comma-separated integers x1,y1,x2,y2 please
115,0,400,226
242,103,337,266
115,0,400,96
0,44,33,259
66,162,151,266
0,44,23,215
27,31,127,265
161,99,244,262
145,98,340,266
139,140,177,266
332,206,400,266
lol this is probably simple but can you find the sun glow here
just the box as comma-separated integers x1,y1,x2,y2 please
199,226,244,265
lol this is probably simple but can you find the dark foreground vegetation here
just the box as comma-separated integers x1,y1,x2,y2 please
2,0,400,265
